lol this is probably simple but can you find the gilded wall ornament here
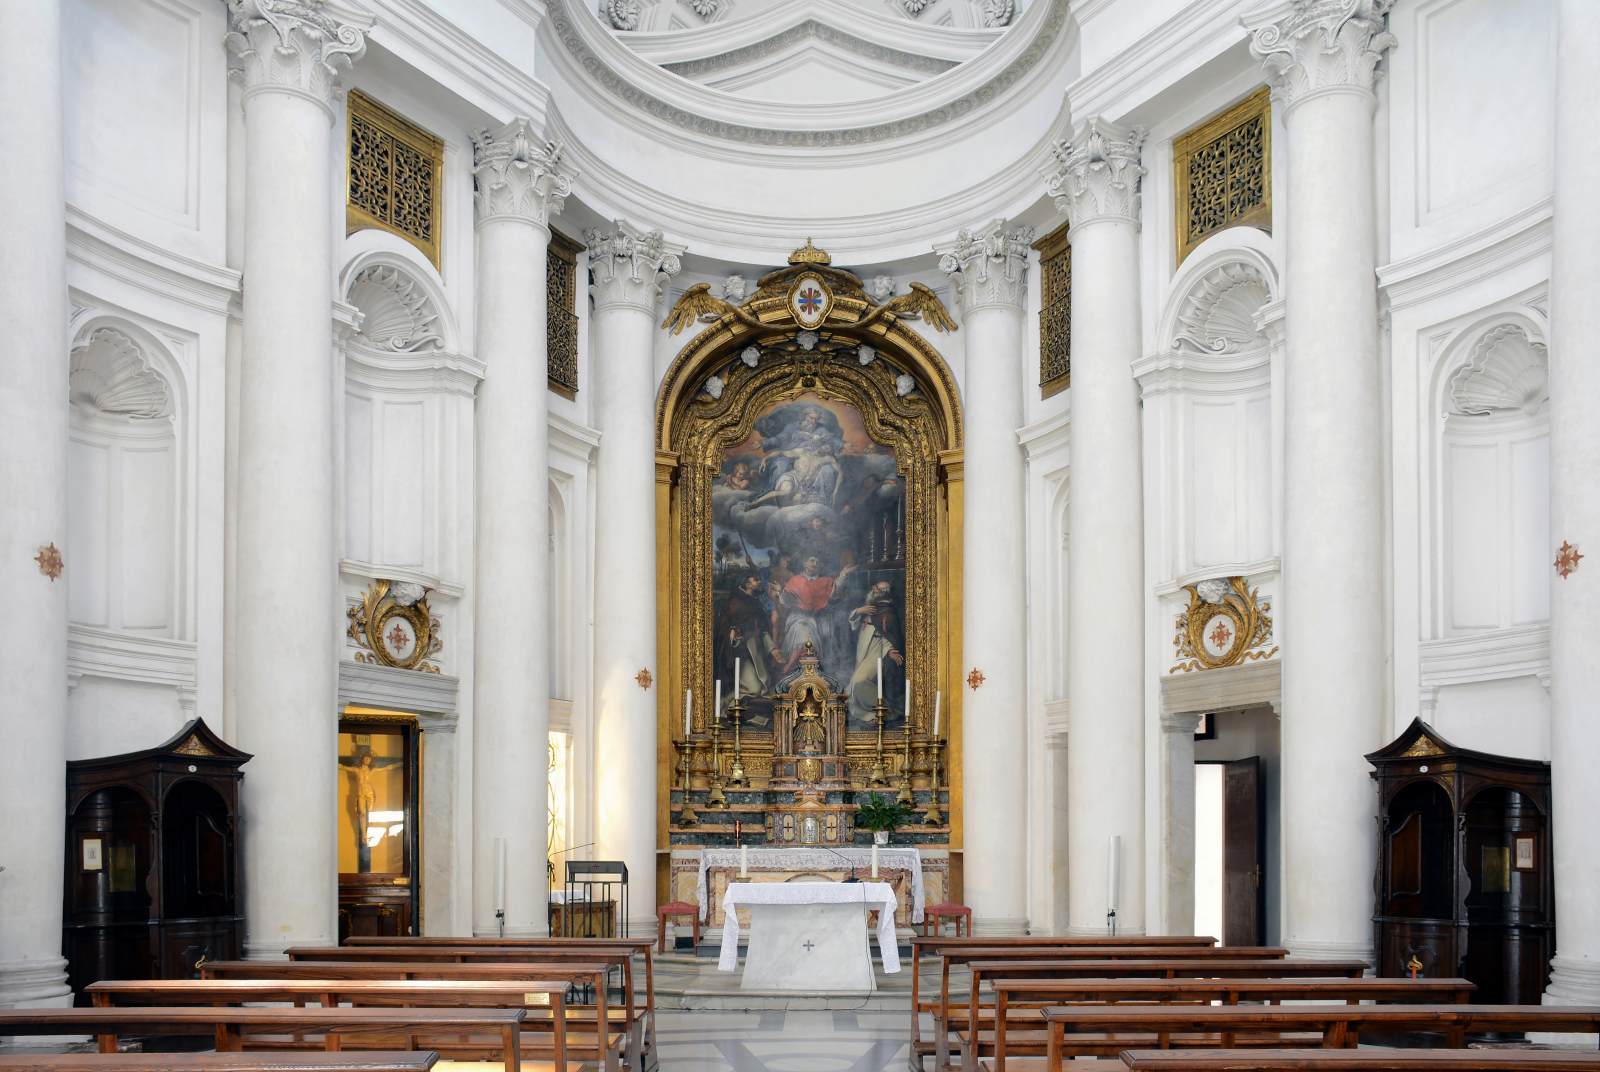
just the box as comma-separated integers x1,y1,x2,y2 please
348,579,442,673
636,668,654,689
1170,576,1275,672
966,667,985,690
1556,541,1583,580
35,543,63,581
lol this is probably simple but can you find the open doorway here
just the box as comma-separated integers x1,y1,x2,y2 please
1194,706,1280,946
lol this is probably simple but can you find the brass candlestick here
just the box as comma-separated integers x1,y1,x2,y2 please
869,695,890,787
676,738,699,826
726,697,748,788
923,736,945,825
705,715,728,809
896,719,915,806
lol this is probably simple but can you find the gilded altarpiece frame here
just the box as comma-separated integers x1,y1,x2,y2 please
654,247,966,879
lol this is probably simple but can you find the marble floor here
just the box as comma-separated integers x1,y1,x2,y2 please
654,1009,911,1071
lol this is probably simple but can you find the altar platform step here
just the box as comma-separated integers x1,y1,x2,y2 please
651,950,923,1012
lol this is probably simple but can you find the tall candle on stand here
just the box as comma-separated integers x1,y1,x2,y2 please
734,658,741,702
714,679,722,722
684,689,692,736
871,843,880,878
1107,835,1122,917
493,836,507,912
877,657,883,701
932,691,941,739
904,681,911,721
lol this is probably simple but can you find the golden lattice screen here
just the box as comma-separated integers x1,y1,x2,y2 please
1172,87,1271,266
347,90,443,268
547,230,583,398
1035,223,1070,398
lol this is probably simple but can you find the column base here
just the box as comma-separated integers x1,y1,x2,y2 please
243,935,333,961
472,924,551,939
1061,923,1147,938
1545,955,1600,1006
1285,936,1373,965
0,957,70,1009
972,916,1030,938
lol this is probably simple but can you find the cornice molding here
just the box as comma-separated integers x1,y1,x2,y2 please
471,120,576,228
1241,0,1396,112
1067,0,1245,122
1377,197,1553,313
65,205,241,315
225,0,368,117
370,0,551,124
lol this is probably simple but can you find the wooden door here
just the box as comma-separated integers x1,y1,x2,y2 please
1222,757,1263,947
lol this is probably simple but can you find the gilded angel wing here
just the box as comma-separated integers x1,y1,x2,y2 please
882,281,958,333
661,282,736,335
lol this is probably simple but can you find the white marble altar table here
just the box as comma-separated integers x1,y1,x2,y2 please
696,846,923,922
718,881,901,989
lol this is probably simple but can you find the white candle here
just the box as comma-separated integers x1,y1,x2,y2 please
714,679,722,722
877,658,883,700
734,657,741,702
932,691,941,739
1107,835,1121,914
494,836,507,911
904,681,911,721
871,843,880,878
739,844,749,877
684,689,693,736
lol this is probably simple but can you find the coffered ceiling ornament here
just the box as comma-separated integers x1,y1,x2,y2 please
1241,0,1396,111
1448,324,1548,417
604,0,641,30
1045,116,1146,230
1172,262,1271,354
936,219,1034,314
1171,576,1276,673
586,220,687,312
69,327,172,419
982,0,1014,27
348,579,442,673
689,0,721,17
224,0,367,111
902,0,933,14
471,121,576,227
348,264,444,353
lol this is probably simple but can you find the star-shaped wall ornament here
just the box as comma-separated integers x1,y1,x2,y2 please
35,543,63,581
1556,540,1584,579
636,668,654,690
966,667,985,690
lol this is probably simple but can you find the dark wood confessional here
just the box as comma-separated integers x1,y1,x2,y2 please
63,718,249,1000
1369,717,1553,1005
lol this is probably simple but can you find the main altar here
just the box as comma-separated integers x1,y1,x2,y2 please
653,242,965,922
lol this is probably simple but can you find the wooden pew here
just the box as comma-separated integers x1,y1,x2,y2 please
1039,1005,1600,1063
282,945,652,1072
981,978,1475,1072
0,1054,440,1072
194,964,621,1072
82,980,604,1072
1117,1051,1600,1071
0,1008,527,1071
934,954,1342,1072
908,937,1218,1072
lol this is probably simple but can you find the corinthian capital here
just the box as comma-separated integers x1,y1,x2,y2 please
935,219,1035,314
1044,117,1146,231
1242,0,1396,111
224,0,366,115
584,221,686,313
472,120,576,228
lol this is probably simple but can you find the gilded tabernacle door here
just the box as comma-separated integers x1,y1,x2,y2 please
654,241,966,868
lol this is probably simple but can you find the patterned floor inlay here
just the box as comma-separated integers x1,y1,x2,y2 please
655,1009,910,1071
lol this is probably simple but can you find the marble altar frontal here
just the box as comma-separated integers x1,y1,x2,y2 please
719,881,899,992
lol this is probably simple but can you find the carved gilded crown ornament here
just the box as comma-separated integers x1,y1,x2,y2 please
1170,576,1276,673
348,579,442,673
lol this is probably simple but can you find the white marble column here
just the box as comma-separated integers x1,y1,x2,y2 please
1544,0,1600,1008
937,221,1033,935
587,223,682,936
1045,118,1148,936
226,0,364,957
1243,0,1394,961
470,121,572,937
1159,712,1203,936
0,0,71,1007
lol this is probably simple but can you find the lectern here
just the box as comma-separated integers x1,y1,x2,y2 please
563,859,629,938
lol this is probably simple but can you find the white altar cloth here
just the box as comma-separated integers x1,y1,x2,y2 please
696,846,924,922
718,881,901,979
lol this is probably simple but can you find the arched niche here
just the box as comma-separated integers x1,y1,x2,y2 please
653,243,964,837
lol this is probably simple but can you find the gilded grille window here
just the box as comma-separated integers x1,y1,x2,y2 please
1173,87,1271,266
547,230,583,398
1035,224,1070,399
347,91,443,268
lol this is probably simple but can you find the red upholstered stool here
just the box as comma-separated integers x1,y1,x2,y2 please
921,902,973,938
656,901,701,954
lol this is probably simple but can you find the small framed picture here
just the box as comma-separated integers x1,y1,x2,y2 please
1515,835,1536,871
81,837,103,871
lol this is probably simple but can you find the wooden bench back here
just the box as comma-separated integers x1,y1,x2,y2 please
1118,1050,1600,1071
0,1054,441,1072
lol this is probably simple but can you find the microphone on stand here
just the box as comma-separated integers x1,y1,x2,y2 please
818,842,862,883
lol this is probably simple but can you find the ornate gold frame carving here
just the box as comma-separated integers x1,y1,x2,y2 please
1172,86,1272,267
348,580,442,673
654,244,966,852
1170,576,1275,673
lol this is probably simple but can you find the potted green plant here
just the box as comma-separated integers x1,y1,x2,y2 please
854,792,915,845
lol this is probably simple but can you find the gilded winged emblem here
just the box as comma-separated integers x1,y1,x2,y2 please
661,282,762,335
877,282,957,333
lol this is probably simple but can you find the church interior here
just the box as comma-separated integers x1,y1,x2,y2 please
3,0,1598,1069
